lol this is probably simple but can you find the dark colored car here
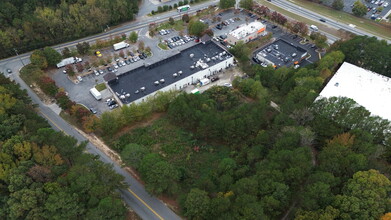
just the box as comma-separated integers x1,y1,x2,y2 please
272,25,278,29
216,24,222,30
107,100,117,106
107,67,113,72
139,54,145,59
211,76,220,82
252,57,260,64
142,53,147,58
125,59,131,65
319,18,326,22
6,69,12,74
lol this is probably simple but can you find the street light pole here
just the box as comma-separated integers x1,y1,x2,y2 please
13,48,25,67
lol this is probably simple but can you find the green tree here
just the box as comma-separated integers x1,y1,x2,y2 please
30,50,48,69
42,47,62,67
169,17,175,25
144,160,179,195
220,0,236,9
239,0,254,10
332,0,344,10
333,170,391,219
129,31,138,43
184,188,211,219
61,47,72,58
352,1,367,17
229,41,250,62
120,143,149,169
188,21,208,37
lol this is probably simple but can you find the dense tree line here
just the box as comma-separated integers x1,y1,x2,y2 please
110,42,391,219
332,36,391,76
0,0,139,59
0,74,126,219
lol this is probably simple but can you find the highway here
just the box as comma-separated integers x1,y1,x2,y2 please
0,0,387,218
268,0,391,43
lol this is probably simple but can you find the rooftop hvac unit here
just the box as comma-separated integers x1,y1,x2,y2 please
190,53,194,58
178,71,183,75
212,57,216,60
222,51,226,55
219,53,223,56
120,95,125,99
160,79,165,83
206,58,211,62
154,81,159,85
125,93,130,97
190,65,195,69
173,73,178,77
140,87,146,91
135,90,139,94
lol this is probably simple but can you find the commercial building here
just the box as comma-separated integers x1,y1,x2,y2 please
255,39,308,68
226,21,266,45
318,62,391,121
106,41,234,105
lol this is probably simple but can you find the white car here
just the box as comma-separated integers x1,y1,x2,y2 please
223,83,232,88
99,69,104,74
94,70,99,76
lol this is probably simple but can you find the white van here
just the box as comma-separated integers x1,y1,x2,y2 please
310,25,319,32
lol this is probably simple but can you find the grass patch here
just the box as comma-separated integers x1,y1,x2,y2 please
158,42,169,50
259,0,391,40
157,20,185,31
95,83,106,91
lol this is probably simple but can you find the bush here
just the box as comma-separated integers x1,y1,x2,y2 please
39,76,58,97
184,0,189,4
174,3,178,8
178,1,184,6
163,5,169,11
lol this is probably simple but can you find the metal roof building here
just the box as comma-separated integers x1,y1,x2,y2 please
226,21,266,45
318,62,391,121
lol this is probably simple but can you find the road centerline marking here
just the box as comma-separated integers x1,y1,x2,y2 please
127,188,164,220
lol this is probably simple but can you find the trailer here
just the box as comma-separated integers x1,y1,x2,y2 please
113,41,130,51
89,88,102,100
56,57,82,68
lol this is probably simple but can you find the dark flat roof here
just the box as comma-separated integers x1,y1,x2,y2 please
257,39,307,67
108,41,231,104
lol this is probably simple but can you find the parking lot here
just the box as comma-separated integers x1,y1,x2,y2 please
50,9,321,115
322,0,390,19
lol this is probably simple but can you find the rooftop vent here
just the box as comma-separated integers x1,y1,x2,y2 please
206,58,211,62
178,70,183,75
135,90,139,94
190,65,195,69
154,81,159,85
160,79,165,83
173,73,178,77
190,53,194,58
125,93,130,97
140,87,146,91
120,95,125,99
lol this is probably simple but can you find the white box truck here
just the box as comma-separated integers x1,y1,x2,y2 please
90,88,102,100
56,57,83,68
200,78,210,86
113,42,130,51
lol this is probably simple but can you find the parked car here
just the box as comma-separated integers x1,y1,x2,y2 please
94,70,99,76
6,68,12,74
89,108,97,114
99,69,104,75
77,76,83,82
319,18,326,22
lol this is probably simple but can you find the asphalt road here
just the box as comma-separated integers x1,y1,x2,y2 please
0,2,229,220
5,66,181,220
269,0,391,43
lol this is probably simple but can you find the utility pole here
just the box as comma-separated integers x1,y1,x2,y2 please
13,48,25,67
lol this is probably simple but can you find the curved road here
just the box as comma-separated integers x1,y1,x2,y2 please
0,1,220,220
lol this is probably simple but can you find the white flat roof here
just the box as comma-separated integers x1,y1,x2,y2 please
229,21,265,40
318,62,391,121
